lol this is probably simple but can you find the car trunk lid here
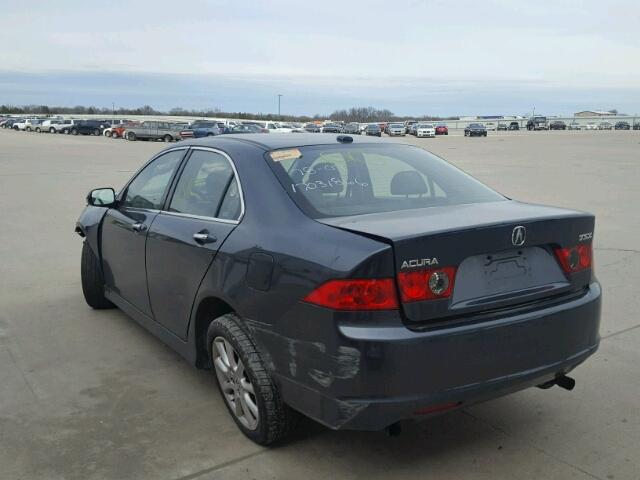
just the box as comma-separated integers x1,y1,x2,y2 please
318,200,594,324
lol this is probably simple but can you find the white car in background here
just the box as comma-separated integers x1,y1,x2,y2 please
415,123,436,138
485,122,496,131
585,122,598,130
13,118,39,131
252,121,292,133
39,118,66,133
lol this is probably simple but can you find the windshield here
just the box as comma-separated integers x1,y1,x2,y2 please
390,123,403,128
267,144,504,218
418,124,433,128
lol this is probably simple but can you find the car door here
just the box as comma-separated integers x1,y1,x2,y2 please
101,148,186,316
146,147,243,338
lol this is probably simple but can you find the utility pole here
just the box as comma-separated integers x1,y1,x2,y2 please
112,102,115,121
277,94,283,119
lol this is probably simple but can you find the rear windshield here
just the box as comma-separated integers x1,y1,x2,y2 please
267,144,504,218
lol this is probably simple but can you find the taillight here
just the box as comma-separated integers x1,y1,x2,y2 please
397,266,457,302
554,244,592,273
303,278,398,311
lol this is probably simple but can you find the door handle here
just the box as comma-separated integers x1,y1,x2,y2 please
193,231,217,245
132,223,147,233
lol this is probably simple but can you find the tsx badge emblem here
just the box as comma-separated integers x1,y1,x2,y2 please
512,226,526,246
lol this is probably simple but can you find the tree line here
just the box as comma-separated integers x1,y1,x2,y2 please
0,104,457,122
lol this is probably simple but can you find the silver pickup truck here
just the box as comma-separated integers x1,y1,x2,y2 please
125,121,182,142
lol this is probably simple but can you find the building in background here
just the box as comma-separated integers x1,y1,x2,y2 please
574,110,616,117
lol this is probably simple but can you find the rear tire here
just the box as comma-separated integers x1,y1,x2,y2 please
105,130,112,138
35,127,41,133
164,134,172,142
71,128,79,135
207,314,298,445
93,129,100,136
50,127,56,133
81,242,114,309
127,132,136,141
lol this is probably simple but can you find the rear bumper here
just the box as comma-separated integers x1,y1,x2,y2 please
255,282,601,431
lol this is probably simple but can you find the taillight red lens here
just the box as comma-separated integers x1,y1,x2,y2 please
303,278,399,311
554,244,592,273
397,266,457,302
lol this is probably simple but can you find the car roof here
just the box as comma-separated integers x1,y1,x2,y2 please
178,133,390,151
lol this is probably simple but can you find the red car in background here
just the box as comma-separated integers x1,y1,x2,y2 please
111,122,140,139
435,124,449,135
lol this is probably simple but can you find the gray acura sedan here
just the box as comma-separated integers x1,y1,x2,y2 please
77,134,601,445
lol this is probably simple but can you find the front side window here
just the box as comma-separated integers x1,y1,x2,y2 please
169,150,238,219
121,150,184,209
268,144,504,218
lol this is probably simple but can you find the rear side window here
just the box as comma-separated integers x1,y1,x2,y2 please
169,150,238,219
268,144,504,218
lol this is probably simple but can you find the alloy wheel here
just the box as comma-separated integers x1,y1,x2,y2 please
212,336,259,430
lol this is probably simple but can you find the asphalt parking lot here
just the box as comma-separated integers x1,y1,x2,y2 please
1,129,639,480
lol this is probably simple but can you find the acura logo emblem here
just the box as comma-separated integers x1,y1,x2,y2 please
512,226,526,246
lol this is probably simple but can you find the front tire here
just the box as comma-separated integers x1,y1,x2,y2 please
127,132,136,141
50,127,56,133
105,130,112,138
164,134,173,142
35,127,41,133
81,242,114,309
71,128,79,135
207,314,298,445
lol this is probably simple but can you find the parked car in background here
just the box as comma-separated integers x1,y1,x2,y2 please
2,118,24,129
387,123,406,136
24,119,44,132
614,121,630,130
223,124,266,134
633,122,640,130
435,124,449,135
585,122,597,130
303,123,321,133
343,123,360,134
126,121,181,141
61,120,111,136
110,122,139,139
364,124,382,136
40,118,71,133
464,123,488,137
497,123,508,131
550,120,566,130
508,121,520,131
527,116,549,130
322,123,343,133
568,122,581,130
415,123,436,138
598,121,613,130
485,122,496,131
409,123,420,135
180,121,222,139
404,120,417,133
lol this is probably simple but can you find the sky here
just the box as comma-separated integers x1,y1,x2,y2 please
0,0,639,117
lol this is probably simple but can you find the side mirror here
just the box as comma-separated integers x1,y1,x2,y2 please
87,187,116,207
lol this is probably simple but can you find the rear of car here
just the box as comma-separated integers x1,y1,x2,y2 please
435,124,449,135
264,142,600,431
